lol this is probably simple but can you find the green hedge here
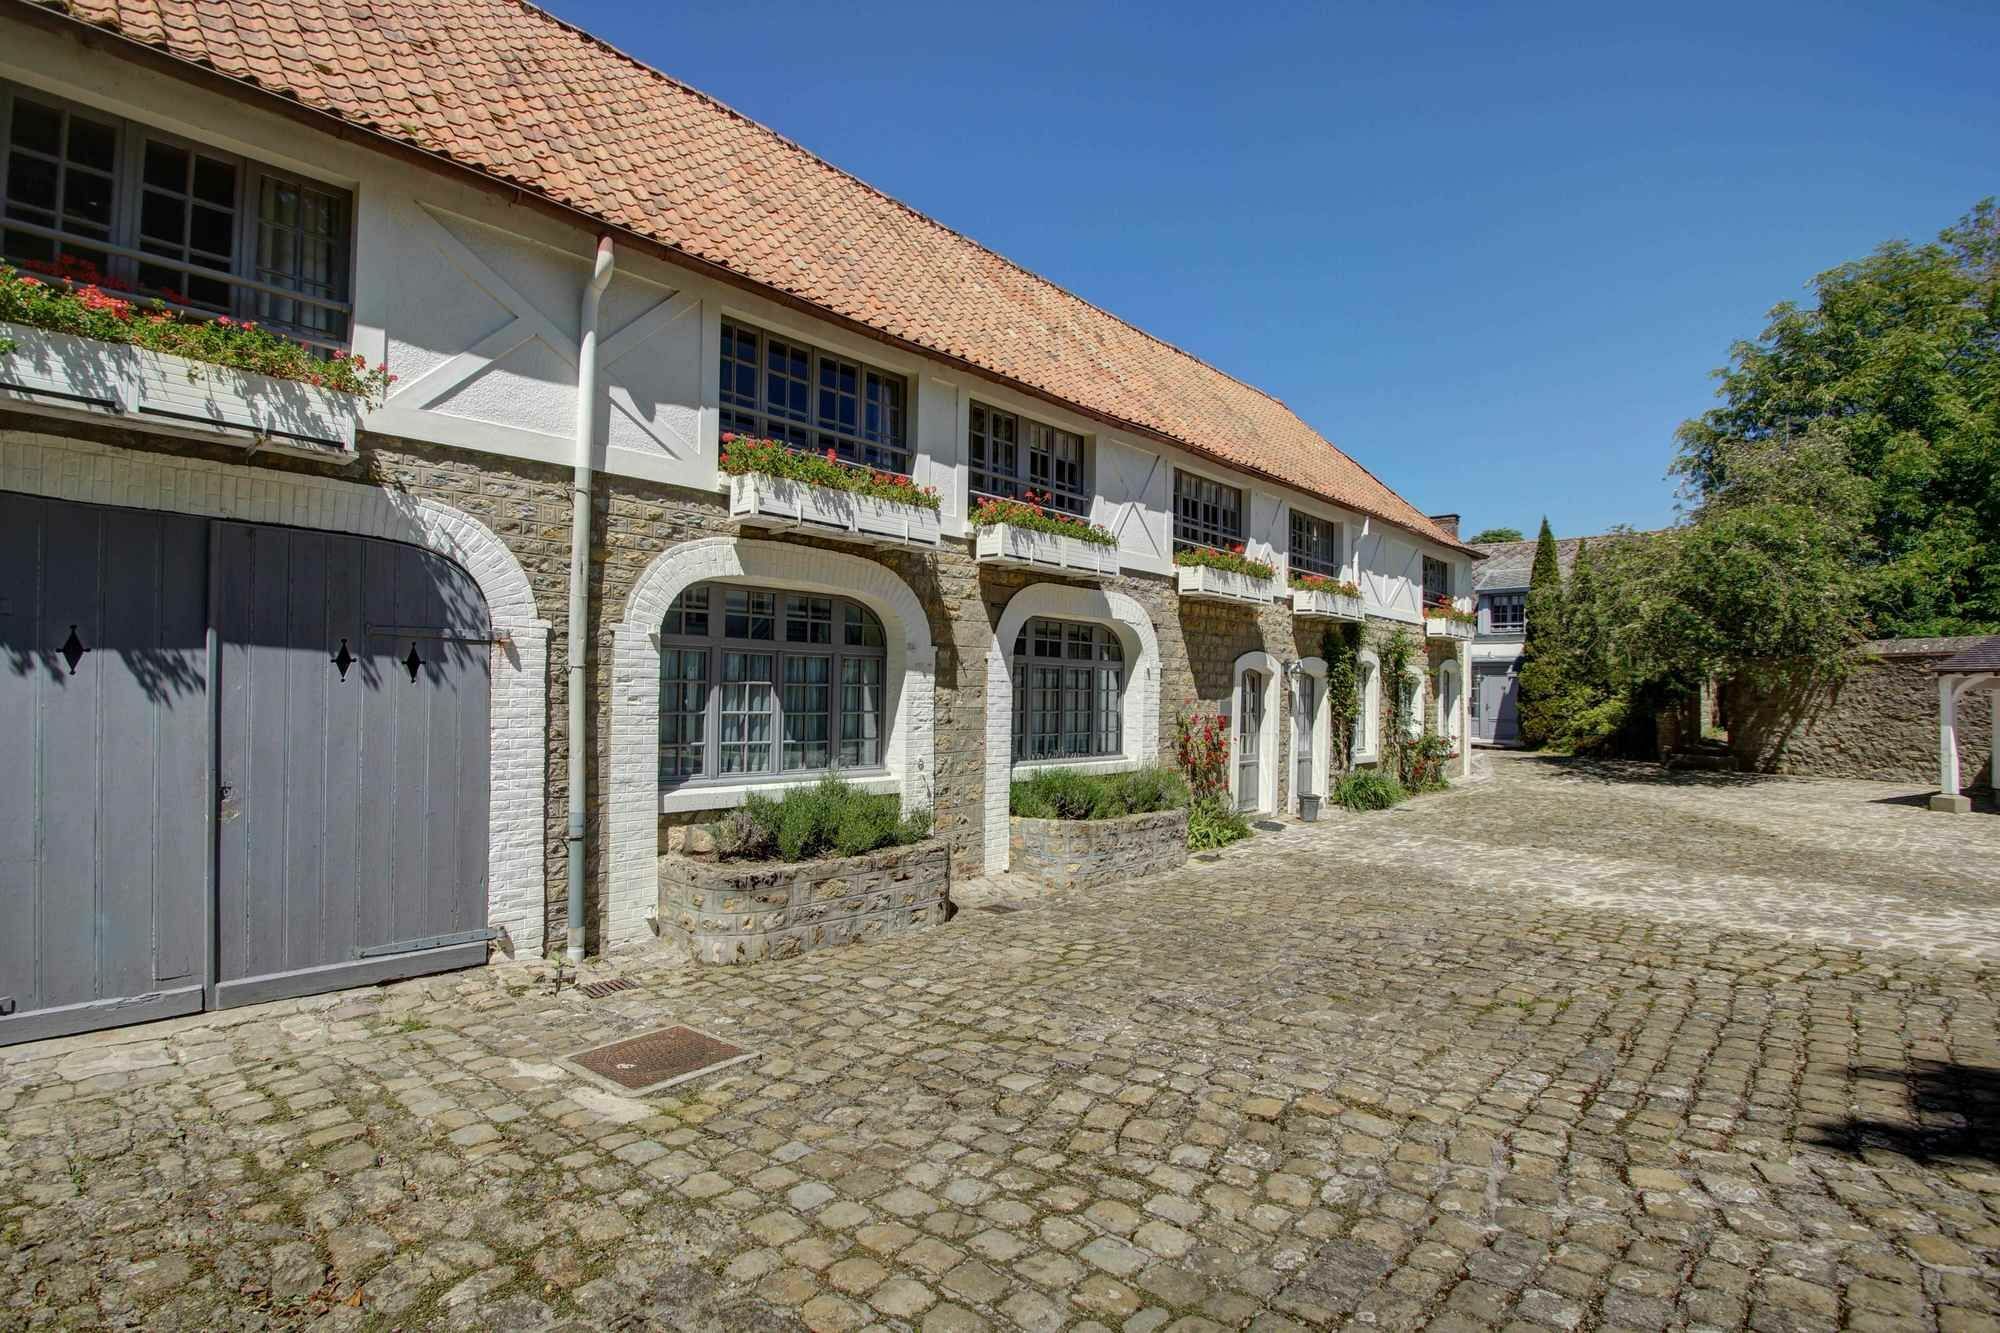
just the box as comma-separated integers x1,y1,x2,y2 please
716,776,932,861
1009,765,1188,821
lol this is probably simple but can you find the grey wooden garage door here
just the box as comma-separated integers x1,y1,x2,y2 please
1,495,493,1045
0,496,211,1042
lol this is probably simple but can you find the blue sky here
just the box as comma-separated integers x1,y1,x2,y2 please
552,0,1997,540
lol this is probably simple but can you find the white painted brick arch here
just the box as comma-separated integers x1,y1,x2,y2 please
985,583,1160,872
607,537,936,949
0,429,552,956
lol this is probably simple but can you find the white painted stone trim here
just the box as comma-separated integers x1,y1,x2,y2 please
1231,650,1283,815
985,583,1161,872
1437,656,1465,750
660,773,899,813
0,428,552,957
611,537,936,948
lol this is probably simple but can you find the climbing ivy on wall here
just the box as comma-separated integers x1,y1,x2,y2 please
1321,621,1361,768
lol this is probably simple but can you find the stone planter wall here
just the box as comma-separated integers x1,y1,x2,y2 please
659,839,950,964
1008,807,1189,890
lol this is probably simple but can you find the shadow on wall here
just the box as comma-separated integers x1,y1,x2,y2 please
1804,1062,2000,1166
1725,657,1995,788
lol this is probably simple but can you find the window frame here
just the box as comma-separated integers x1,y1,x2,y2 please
719,316,914,476
1172,468,1245,554
1484,591,1526,633
1010,617,1126,763
0,79,356,351
1422,554,1451,608
658,581,891,789
968,399,1092,516
1289,509,1343,579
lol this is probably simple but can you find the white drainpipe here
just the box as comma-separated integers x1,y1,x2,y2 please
567,235,615,963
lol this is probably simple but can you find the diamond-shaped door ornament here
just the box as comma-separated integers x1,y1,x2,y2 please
331,638,355,680
402,643,425,682
59,624,88,675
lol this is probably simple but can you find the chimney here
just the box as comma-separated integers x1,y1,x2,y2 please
1428,513,1460,540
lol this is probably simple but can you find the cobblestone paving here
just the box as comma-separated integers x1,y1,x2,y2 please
4,754,1999,1332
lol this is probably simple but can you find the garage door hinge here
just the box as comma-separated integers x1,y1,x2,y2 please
354,926,501,959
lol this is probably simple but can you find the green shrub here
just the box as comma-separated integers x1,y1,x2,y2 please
1186,796,1251,850
1401,733,1454,794
1334,769,1407,811
1008,766,1188,821
724,777,928,862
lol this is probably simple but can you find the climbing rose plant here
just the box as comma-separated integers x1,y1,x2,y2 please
0,260,393,403
718,433,941,512
1172,708,1232,806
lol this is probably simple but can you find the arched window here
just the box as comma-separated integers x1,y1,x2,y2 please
659,582,887,785
1012,618,1124,760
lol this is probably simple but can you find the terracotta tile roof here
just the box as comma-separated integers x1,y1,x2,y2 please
34,0,1467,551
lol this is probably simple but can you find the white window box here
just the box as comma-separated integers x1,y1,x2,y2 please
973,523,1120,578
728,473,941,549
1,321,361,460
1425,613,1476,642
1176,563,1279,606
1291,587,1364,622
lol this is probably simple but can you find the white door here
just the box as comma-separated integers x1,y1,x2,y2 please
1293,674,1318,804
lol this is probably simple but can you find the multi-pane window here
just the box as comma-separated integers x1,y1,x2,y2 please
0,82,353,349
1422,555,1450,607
1173,470,1243,553
968,402,1090,515
719,319,911,474
1011,619,1124,761
1485,592,1526,633
658,582,889,785
1290,511,1342,579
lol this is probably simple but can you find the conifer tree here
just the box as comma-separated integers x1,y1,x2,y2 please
1515,518,1565,747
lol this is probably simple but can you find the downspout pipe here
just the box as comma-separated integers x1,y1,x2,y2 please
567,235,615,964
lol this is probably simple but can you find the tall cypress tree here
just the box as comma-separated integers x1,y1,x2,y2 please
1516,518,1566,747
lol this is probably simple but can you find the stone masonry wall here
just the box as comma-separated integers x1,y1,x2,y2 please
1728,638,1995,788
659,839,951,965
1009,807,1190,890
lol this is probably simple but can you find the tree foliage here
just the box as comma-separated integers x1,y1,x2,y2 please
1467,526,1525,543
1674,198,2000,636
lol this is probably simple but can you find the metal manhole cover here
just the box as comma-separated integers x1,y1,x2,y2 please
567,1025,753,1095
577,977,638,998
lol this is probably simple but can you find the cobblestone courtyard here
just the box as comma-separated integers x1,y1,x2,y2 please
4,754,1998,1332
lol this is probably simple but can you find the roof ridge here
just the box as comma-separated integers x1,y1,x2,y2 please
506,0,1301,420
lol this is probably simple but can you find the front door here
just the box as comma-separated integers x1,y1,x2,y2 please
1474,665,1518,744
1294,674,1318,805
1237,670,1263,812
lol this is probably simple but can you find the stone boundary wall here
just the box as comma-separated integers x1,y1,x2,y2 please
659,840,950,965
1008,807,1190,890
1728,638,1995,787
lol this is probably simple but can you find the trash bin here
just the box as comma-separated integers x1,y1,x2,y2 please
1298,793,1321,822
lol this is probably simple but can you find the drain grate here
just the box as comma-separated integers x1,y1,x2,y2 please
577,977,638,999
976,903,1022,914
568,1025,752,1094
